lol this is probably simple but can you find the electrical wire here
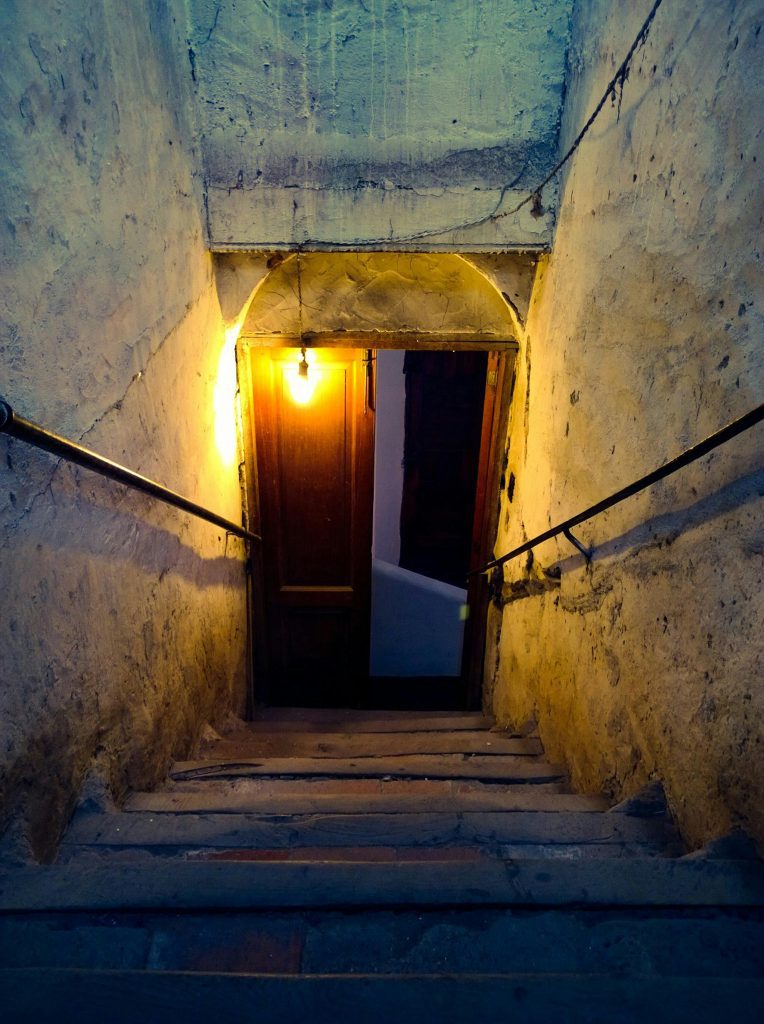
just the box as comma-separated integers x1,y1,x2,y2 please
492,0,665,224
291,0,665,249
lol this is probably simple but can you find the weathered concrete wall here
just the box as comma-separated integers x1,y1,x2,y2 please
491,0,764,848
186,0,572,249
0,1,248,859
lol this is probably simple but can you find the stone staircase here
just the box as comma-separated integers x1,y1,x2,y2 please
1,708,763,1022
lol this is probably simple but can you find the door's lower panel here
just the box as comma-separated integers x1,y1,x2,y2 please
273,608,359,707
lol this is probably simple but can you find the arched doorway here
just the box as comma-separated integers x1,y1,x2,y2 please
236,252,521,709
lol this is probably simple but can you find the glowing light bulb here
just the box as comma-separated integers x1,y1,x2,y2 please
287,348,318,405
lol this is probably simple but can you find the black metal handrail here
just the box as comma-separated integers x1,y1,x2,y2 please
0,399,259,543
469,402,764,577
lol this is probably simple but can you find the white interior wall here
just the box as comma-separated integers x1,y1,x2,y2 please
370,560,466,678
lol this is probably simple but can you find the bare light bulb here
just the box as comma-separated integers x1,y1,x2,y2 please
287,348,317,405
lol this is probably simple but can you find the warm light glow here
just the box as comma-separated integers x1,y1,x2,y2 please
285,349,320,405
213,324,240,465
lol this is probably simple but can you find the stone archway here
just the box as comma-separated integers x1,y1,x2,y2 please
231,251,526,708
238,251,523,347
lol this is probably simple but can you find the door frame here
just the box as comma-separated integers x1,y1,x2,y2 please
238,335,517,710
462,349,515,708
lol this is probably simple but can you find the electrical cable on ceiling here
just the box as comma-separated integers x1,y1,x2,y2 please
491,0,665,225
291,0,665,250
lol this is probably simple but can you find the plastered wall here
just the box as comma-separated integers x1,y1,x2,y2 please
0,1,247,859
491,0,764,848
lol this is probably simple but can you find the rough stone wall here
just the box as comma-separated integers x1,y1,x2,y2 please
491,0,764,848
0,1,248,859
186,0,572,249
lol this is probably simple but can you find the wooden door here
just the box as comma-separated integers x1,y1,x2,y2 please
249,348,374,707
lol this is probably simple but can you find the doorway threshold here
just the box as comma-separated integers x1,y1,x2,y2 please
365,676,468,712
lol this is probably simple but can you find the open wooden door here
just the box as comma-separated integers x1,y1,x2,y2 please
248,348,374,707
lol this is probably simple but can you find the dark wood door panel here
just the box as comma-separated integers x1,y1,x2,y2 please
249,348,374,707
276,607,357,706
274,362,353,586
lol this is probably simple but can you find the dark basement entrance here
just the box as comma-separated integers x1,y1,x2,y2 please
245,344,508,712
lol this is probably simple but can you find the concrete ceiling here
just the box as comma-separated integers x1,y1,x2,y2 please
185,0,574,250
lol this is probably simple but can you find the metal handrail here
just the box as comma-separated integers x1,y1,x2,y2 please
469,402,764,577
0,399,259,543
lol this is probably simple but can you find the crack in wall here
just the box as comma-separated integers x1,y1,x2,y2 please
1,289,210,542
78,294,201,445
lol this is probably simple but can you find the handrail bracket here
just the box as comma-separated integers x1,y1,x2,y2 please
468,402,764,578
563,527,592,562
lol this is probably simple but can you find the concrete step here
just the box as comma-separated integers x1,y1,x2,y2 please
59,809,680,854
2,906,763,976
1,968,763,1024
3,856,763,911
57,846,505,866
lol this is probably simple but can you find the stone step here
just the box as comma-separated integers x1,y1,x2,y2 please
2,906,762,977
1,968,763,1024
60,846,501,865
60,809,679,853
3,856,763,911
56,844,678,865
